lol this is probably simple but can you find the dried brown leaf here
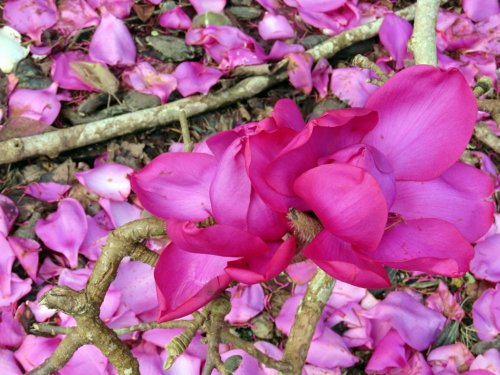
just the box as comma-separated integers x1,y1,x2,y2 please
70,62,120,95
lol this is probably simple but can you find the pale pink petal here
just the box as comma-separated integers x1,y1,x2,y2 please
15,335,60,371
131,152,216,222
330,67,378,107
226,284,265,324
307,329,358,369
472,286,500,341
0,348,22,375
163,352,202,375
99,199,142,228
89,9,136,66
35,198,88,268
470,349,500,374
27,286,57,322
0,306,25,348
276,294,325,339
131,343,163,375
8,83,61,125
76,163,133,201
24,181,71,202
463,0,499,22
258,13,295,40
285,260,317,285
86,0,133,18
267,41,305,60
173,62,222,97
312,58,332,98
217,349,264,375
122,62,177,104
327,281,367,309
288,52,313,94
364,291,446,350
379,14,412,70
189,0,226,14
159,6,192,30
155,243,232,322
51,51,99,91
55,0,99,36
0,274,32,307
0,194,18,237
8,237,40,281
363,65,477,181
369,219,474,277
427,343,475,374
59,345,108,375
80,215,108,261
470,235,500,283
391,162,495,242
4,0,58,43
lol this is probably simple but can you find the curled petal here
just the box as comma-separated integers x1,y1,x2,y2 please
0,236,15,295
34,199,87,268
294,164,388,250
369,219,474,277
258,13,295,40
51,51,98,91
307,329,359,369
312,58,332,99
86,0,133,18
303,230,390,288
0,348,22,374
76,163,133,201
99,199,142,229
0,26,29,74
89,10,136,66
131,152,217,222
379,14,412,70
155,244,232,321
363,65,477,181
159,6,192,30
173,62,222,97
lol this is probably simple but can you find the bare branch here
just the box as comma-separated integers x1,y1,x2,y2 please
409,0,440,66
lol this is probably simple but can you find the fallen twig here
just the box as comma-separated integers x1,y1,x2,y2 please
409,0,440,66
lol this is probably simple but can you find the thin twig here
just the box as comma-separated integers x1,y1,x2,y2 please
472,337,500,355
179,109,193,152
409,0,440,66
351,54,389,82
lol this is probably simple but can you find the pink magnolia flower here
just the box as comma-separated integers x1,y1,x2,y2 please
472,285,500,341
89,9,136,66
159,6,192,30
123,62,177,104
4,0,58,43
8,83,61,126
251,65,494,288
258,13,295,40
173,62,223,97
379,13,413,70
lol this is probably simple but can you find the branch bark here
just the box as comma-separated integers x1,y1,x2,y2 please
409,0,440,66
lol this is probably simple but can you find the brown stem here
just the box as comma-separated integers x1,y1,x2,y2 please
472,337,500,355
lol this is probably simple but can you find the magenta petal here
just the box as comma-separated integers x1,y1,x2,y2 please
370,218,474,277
463,0,499,22
272,98,306,131
312,58,332,99
80,215,108,261
167,220,269,258
89,10,136,66
4,0,58,43
391,162,495,242
24,182,71,202
226,284,265,324
159,6,192,30
173,62,222,97
363,66,477,181
8,83,61,125
15,336,60,372
267,41,305,61
225,237,296,284
258,13,295,40
471,235,500,283
294,164,388,250
307,329,359,369
365,330,408,373
51,51,100,91
8,237,40,281
55,0,99,36
0,235,15,296
364,291,446,350
76,163,133,201
35,198,87,268
330,67,378,107
303,230,390,288
379,14,412,70
0,348,22,375
0,306,25,348
0,194,19,237
86,0,133,19
155,243,231,321
131,152,216,222
288,52,313,94
472,285,500,341
99,199,142,228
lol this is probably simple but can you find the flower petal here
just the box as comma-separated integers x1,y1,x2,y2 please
173,62,222,97
379,14,412,70
8,237,40,281
0,194,19,237
159,6,192,30
369,219,474,277
76,163,133,201
287,52,313,94
330,68,378,107
189,0,226,14
363,65,477,181
24,182,71,202
155,244,231,322
470,235,500,283
391,162,495,242
258,13,295,40
294,164,388,250
131,152,217,222
463,0,499,22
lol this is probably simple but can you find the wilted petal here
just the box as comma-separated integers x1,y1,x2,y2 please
0,26,29,73
369,219,474,277
86,0,133,18
307,329,359,369
472,286,500,341
364,291,446,350
267,41,305,60
189,0,226,14
8,83,61,125
0,194,18,237
123,62,177,104
8,237,40,281
425,281,464,321
288,52,313,94
391,162,495,242
312,58,331,99
226,284,265,324
303,230,390,288
4,0,58,43
155,243,232,321
463,0,499,22
379,14,412,70
363,65,477,181
294,163,388,250
427,343,474,374
131,152,216,222
35,198,87,268
173,62,222,97
76,163,133,201
89,10,136,66
24,182,71,202
55,0,99,36
258,13,295,40
0,348,22,375
330,68,378,107
159,6,192,30
470,235,500,283
51,51,99,91
99,199,142,228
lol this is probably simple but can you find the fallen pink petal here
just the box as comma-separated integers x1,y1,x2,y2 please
173,62,222,97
